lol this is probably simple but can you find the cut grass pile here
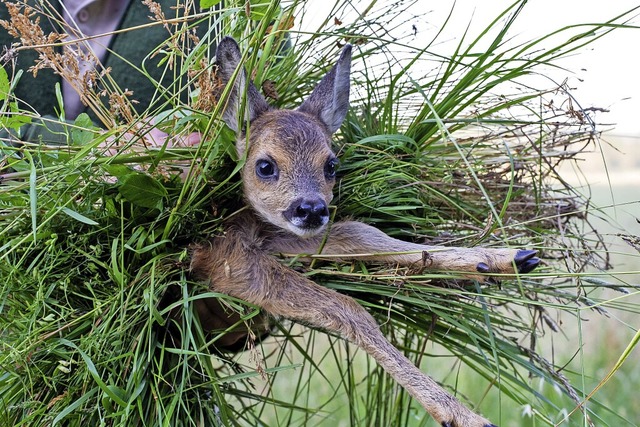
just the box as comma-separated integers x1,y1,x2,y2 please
1,0,639,425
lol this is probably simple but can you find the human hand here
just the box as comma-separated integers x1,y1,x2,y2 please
100,112,201,180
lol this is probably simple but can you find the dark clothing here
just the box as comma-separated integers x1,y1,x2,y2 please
0,0,216,123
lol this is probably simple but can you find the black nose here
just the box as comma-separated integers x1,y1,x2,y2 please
284,198,329,229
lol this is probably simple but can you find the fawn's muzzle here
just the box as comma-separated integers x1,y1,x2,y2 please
283,197,329,231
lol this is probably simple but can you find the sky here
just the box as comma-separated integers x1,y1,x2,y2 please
434,0,640,137
300,1,640,136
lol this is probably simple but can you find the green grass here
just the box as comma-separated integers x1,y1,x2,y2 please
1,0,639,426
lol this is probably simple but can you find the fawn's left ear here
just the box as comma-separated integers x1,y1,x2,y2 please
215,36,270,134
298,44,352,134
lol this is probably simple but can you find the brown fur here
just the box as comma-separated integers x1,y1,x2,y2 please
190,37,539,427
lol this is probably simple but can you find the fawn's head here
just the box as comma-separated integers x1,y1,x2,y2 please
215,37,351,237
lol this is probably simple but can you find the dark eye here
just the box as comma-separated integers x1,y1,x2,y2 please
324,158,339,179
256,159,278,180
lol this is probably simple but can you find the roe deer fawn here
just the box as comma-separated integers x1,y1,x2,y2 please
190,36,540,427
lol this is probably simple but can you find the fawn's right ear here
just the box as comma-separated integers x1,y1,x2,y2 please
215,36,270,134
298,44,352,134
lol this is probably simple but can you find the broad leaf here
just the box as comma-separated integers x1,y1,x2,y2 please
118,173,167,210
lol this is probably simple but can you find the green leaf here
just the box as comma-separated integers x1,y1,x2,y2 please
101,164,134,179
0,67,31,130
101,384,128,413
0,65,9,101
51,389,97,426
71,113,96,146
248,0,278,20
23,150,38,241
118,173,167,210
60,207,99,226
199,0,222,9
58,339,129,408
0,105,31,130
54,82,64,118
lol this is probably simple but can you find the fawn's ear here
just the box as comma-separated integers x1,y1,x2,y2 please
215,36,270,133
298,44,352,134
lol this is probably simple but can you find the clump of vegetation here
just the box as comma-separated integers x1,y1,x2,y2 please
1,0,638,426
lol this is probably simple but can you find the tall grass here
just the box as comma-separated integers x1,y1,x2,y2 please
1,0,639,426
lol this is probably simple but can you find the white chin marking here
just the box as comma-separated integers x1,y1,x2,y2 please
285,221,326,238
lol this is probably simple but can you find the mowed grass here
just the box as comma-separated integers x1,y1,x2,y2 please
2,1,639,426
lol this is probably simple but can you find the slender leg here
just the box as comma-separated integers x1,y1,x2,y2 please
190,229,496,427
269,221,539,280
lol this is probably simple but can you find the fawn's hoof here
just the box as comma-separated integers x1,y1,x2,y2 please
475,249,539,276
514,249,540,273
518,258,539,273
476,262,491,273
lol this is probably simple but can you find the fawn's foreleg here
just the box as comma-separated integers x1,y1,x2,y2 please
190,229,496,427
272,221,539,280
